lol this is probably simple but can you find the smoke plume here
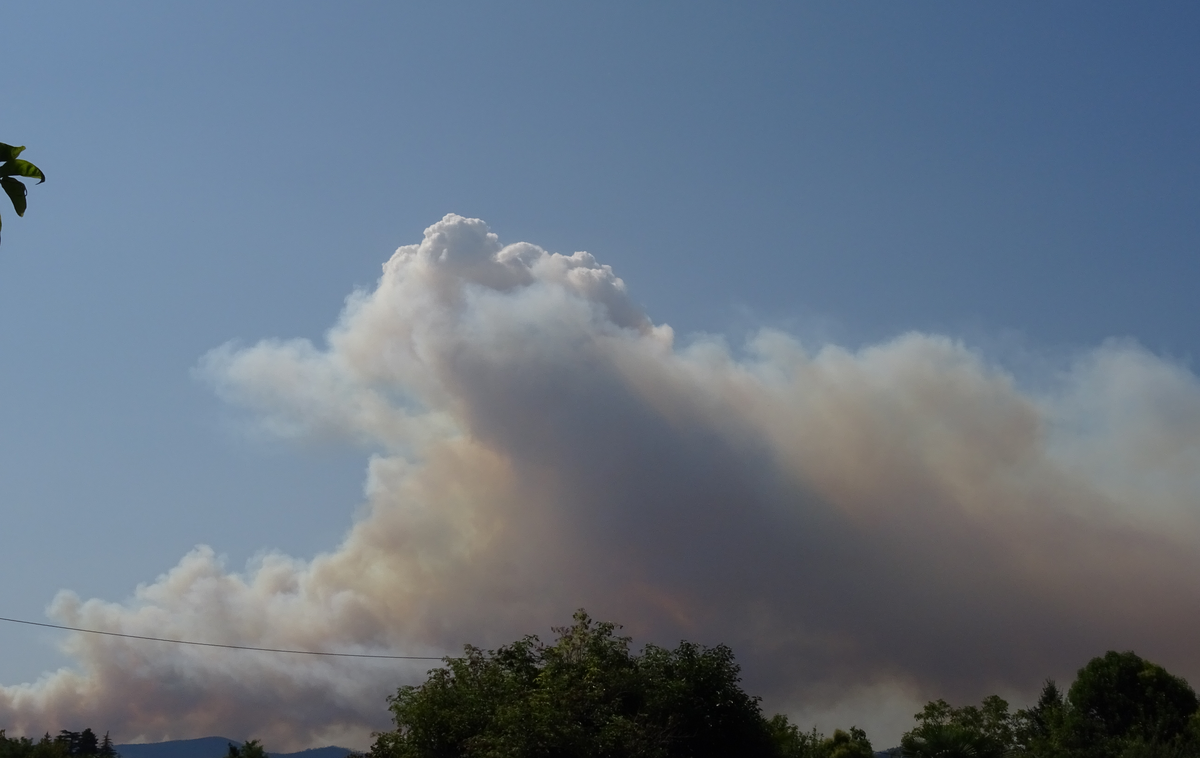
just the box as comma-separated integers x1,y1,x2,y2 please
3,214,1199,749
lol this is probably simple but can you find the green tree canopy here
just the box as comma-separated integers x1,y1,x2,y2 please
96,735,116,758
226,740,266,758
0,730,116,758
369,610,842,758
900,651,1200,758
900,695,1016,758
1061,651,1199,757
54,731,98,757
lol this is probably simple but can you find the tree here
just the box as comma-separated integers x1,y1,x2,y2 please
765,718,874,758
368,610,823,758
1014,679,1067,757
0,142,46,243
54,731,98,757
77,731,97,757
1059,651,1199,757
96,734,117,758
31,735,67,758
766,716,823,757
902,652,1200,758
0,730,118,758
226,741,266,758
815,728,874,758
900,696,1017,758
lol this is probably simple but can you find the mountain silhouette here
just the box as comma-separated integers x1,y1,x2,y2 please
115,738,352,758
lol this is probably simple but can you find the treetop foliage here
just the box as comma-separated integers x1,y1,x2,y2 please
0,729,117,758
1066,650,1198,750
766,719,874,758
369,613,1200,758
227,740,266,758
900,650,1200,758
368,610,852,758
2,627,1194,758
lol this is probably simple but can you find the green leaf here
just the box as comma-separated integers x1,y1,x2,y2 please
0,143,26,162
1,177,27,216
0,159,45,184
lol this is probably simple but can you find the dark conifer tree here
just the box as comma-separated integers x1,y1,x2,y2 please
77,731,97,757
96,734,116,758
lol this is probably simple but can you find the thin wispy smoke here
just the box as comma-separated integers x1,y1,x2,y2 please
3,215,1199,749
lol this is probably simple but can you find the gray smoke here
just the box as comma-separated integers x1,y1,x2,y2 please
3,214,1199,749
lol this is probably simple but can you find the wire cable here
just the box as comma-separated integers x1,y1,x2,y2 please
0,615,447,660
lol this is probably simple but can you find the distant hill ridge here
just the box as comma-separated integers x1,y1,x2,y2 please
115,737,353,758
112,735,900,758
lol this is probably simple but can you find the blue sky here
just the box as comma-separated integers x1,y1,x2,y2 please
1,2,1199,748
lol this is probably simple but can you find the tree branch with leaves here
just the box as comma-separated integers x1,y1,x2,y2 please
0,142,46,243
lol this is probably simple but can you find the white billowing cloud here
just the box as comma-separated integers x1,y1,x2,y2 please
3,214,1200,749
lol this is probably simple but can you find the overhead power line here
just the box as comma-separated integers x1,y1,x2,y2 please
0,615,446,660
